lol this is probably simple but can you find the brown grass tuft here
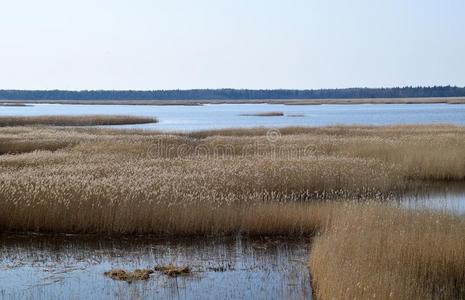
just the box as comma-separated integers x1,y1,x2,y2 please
154,265,191,277
104,268,154,282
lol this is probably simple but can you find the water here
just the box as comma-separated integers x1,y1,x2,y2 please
400,182,465,215
0,235,312,300
1,103,465,131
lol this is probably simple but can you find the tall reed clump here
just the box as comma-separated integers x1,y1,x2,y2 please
0,115,157,127
310,204,465,300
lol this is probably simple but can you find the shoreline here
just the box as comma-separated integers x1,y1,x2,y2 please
1,96,465,106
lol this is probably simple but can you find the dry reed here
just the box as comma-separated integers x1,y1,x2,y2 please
1,125,465,234
1,125,465,298
310,203,465,300
0,115,157,127
0,103,29,107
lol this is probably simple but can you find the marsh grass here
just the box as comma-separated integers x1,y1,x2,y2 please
0,115,157,127
310,204,465,300
1,125,465,234
0,103,30,107
187,125,465,180
1,125,465,298
0,139,72,155
0,126,396,234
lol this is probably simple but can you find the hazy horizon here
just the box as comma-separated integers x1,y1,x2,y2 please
1,0,464,90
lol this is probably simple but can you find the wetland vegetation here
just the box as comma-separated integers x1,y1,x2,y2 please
0,115,157,127
0,124,464,299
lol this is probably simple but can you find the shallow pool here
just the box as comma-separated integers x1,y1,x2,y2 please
0,235,312,300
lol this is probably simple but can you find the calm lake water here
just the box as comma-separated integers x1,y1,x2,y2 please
0,235,312,300
400,182,465,215
1,103,465,131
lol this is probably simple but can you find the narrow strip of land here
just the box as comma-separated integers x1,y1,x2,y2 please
0,115,157,127
1,97,465,106
240,112,284,116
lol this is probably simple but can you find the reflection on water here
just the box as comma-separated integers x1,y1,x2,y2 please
1,103,465,131
0,235,312,300
400,182,465,215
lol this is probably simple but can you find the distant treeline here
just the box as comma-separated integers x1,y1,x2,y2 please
0,86,464,100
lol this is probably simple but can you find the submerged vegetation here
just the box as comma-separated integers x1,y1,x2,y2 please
0,115,157,127
0,124,464,298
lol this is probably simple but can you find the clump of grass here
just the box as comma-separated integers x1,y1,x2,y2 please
240,112,284,117
104,268,154,282
154,265,191,277
310,204,465,300
0,115,157,127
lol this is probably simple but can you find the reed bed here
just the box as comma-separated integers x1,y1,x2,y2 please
1,125,465,298
0,146,388,233
240,112,284,116
0,115,157,127
310,204,465,300
0,125,465,234
187,125,465,180
0,103,29,107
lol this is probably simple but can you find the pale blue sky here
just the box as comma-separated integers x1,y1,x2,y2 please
0,0,464,90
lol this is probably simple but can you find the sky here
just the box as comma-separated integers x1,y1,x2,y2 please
0,0,464,90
